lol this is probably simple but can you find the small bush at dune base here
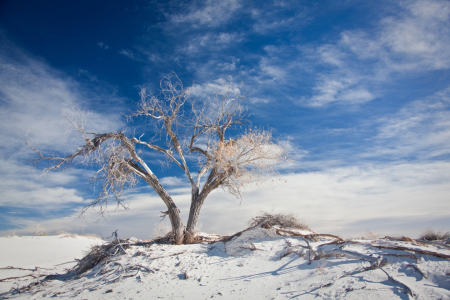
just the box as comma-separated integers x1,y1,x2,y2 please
419,228,450,241
249,212,310,230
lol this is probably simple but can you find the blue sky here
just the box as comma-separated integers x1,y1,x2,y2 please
1,0,449,239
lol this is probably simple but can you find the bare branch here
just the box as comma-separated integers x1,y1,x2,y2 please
131,137,185,171
205,128,289,199
28,74,289,244
131,73,195,188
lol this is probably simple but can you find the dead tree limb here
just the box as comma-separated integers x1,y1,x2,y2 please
379,267,416,298
371,245,450,259
275,228,343,242
28,74,289,244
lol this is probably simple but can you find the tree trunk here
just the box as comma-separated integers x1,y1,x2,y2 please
168,210,184,245
143,175,184,244
184,186,213,243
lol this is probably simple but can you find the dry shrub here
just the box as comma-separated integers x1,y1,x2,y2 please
33,225,48,237
384,236,415,243
419,228,450,241
363,230,379,240
314,258,328,274
82,233,102,239
153,221,172,238
211,129,289,199
6,230,17,238
72,245,110,275
249,212,310,230
55,230,77,238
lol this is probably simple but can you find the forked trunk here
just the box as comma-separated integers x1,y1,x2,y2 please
159,196,185,244
143,175,185,244
184,187,211,244
168,212,184,245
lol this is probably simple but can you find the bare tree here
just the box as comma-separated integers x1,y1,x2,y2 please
28,73,288,244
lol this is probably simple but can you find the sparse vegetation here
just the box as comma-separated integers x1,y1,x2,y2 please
74,244,112,275
54,230,101,239
249,212,310,230
82,233,102,239
55,230,77,238
314,258,329,274
4,223,450,299
419,228,450,241
362,230,379,240
32,225,47,237
153,222,172,239
6,230,18,238
28,74,289,244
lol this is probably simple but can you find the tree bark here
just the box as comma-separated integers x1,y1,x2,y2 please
142,175,184,244
184,185,216,243
185,195,203,243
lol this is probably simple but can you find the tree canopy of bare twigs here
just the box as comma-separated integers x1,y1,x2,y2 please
28,73,289,244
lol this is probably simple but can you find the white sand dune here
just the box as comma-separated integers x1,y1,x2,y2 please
1,228,449,299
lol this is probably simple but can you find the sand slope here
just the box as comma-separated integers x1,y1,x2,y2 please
1,228,449,299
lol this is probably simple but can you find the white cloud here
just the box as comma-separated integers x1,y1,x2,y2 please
168,0,241,28
189,78,241,98
369,85,450,159
0,43,124,154
118,49,135,59
159,176,188,187
299,0,450,107
1,187,85,208
180,32,243,55
307,76,375,107
0,40,125,220
0,158,90,211
4,161,449,239
259,58,288,83
97,42,109,50
251,6,310,34
342,0,450,71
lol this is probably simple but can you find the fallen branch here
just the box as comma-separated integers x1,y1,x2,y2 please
314,248,383,266
382,253,418,261
148,251,186,260
379,267,416,298
371,245,450,260
132,264,154,273
0,273,47,282
278,239,308,260
109,230,127,254
286,261,380,295
301,236,313,264
276,228,343,242
250,241,259,250
415,240,450,250
0,266,36,271
54,261,77,266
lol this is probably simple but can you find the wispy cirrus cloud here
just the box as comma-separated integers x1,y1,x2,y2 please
250,0,310,34
3,161,449,239
368,86,450,160
0,40,125,154
180,32,244,56
0,38,126,230
306,77,376,107
341,0,450,71
258,0,450,107
97,41,109,50
167,0,242,28
118,49,135,60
